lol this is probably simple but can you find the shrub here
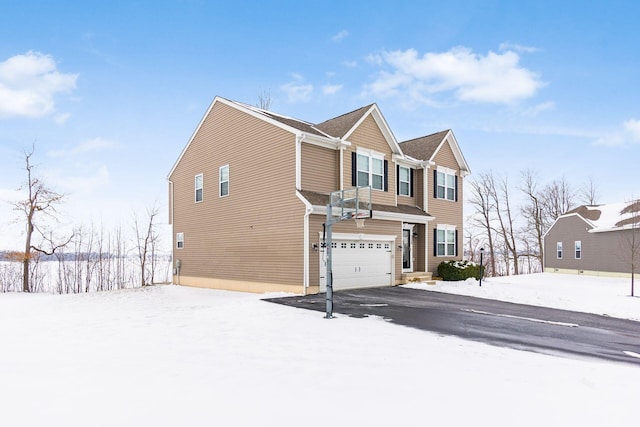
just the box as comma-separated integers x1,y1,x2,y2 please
437,260,483,281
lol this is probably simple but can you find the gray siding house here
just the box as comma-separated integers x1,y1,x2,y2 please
543,201,640,277
168,96,470,294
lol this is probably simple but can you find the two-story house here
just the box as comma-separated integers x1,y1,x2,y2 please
168,97,470,294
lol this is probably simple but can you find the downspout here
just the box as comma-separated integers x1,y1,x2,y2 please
422,161,435,272
296,191,313,295
339,144,344,191
168,179,176,284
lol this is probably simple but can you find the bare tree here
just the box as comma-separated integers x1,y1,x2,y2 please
619,199,640,297
520,169,545,270
541,177,575,226
491,175,520,275
468,172,497,276
13,146,72,292
133,204,160,286
579,176,600,206
256,88,272,110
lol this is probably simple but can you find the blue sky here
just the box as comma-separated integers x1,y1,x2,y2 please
2,0,640,250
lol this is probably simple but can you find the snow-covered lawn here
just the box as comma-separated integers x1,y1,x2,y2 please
405,272,640,321
1,273,639,426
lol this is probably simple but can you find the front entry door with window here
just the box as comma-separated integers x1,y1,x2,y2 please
402,228,412,272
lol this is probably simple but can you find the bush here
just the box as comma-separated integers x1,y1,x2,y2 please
437,260,483,281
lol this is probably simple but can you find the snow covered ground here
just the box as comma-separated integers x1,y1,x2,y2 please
1,273,639,426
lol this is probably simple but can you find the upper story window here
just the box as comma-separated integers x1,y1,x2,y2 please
575,241,581,259
435,167,457,201
352,151,387,191
195,174,203,203
557,242,563,259
398,166,411,196
219,165,229,197
176,232,184,249
435,225,457,257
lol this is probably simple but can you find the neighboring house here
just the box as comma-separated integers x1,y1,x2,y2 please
168,96,470,294
543,201,640,277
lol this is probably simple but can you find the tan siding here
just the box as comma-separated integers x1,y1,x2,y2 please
345,115,396,206
427,140,464,274
301,143,339,193
307,215,402,289
169,102,305,290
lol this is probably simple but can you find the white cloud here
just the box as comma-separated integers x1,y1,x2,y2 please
365,46,545,105
48,165,111,195
322,84,343,95
331,30,349,42
0,51,78,119
281,75,313,103
499,42,541,53
342,60,358,68
48,137,116,158
594,118,640,146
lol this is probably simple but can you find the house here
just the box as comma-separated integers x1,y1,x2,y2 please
543,201,640,277
167,96,470,294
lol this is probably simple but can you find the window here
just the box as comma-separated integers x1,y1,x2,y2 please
195,174,203,202
575,241,581,259
436,226,456,256
219,165,229,197
354,151,386,190
557,242,563,259
435,169,456,201
176,233,184,249
399,166,411,196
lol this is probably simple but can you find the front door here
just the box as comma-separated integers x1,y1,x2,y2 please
402,228,412,272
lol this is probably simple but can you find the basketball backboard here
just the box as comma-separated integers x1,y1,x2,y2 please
329,186,372,220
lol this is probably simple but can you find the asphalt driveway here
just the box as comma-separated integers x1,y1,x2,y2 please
264,286,640,365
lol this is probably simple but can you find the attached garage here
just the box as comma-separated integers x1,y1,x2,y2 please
319,233,395,292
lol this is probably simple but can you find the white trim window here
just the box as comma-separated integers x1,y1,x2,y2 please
399,166,410,196
436,225,456,257
176,232,184,249
575,241,581,259
436,168,456,201
219,165,229,197
195,174,203,203
557,242,563,259
356,150,385,190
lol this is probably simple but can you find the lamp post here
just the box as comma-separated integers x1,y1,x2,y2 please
479,247,484,287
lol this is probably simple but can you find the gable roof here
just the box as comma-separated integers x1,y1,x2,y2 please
315,104,373,138
399,129,471,176
556,200,640,233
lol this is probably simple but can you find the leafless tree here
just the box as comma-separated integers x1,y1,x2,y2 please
13,146,72,292
619,199,640,297
540,177,575,226
133,204,160,286
257,88,272,110
491,175,520,275
520,169,545,270
468,172,498,276
578,176,600,206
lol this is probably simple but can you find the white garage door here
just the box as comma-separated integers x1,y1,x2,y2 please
319,237,393,292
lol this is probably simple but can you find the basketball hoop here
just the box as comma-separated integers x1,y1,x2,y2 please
355,218,366,229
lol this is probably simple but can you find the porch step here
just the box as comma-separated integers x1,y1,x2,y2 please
400,272,433,285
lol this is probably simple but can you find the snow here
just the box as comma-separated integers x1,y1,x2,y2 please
1,273,639,426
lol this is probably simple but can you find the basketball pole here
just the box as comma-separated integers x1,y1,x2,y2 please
324,204,334,319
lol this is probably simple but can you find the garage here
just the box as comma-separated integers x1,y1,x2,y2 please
319,234,395,292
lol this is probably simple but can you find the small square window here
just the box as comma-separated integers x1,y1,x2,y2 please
359,243,365,249
350,243,356,249
341,242,347,249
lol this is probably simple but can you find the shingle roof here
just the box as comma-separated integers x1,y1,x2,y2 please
566,200,640,230
398,130,450,161
299,190,432,217
315,104,374,138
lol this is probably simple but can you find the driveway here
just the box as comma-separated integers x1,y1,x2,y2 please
265,287,640,365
